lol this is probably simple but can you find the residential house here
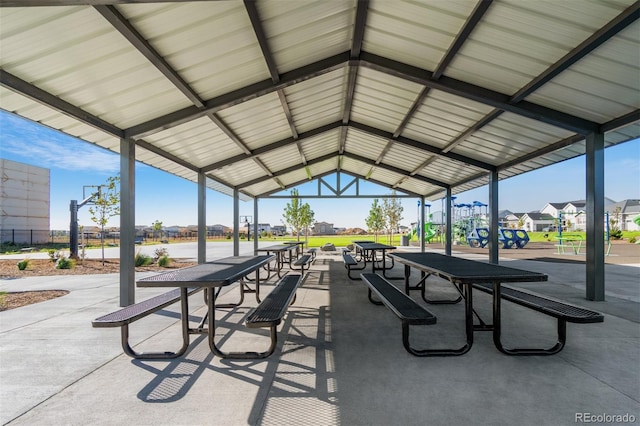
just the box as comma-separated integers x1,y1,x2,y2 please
207,224,231,237
520,212,556,232
502,212,523,229
271,225,286,236
313,221,335,235
606,199,640,231
541,199,616,232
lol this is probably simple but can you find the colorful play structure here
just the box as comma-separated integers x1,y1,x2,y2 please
411,199,530,249
409,202,439,243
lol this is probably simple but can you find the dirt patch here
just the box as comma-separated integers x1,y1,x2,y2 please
0,290,69,311
0,258,197,311
0,258,197,279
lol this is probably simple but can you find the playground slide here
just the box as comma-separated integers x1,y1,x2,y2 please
410,223,437,243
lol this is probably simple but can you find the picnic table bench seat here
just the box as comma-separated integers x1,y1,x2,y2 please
92,287,202,359
343,252,364,280
472,282,604,355
361,273,437,357
290,254,313,275
306,247,317,260
242,274,302,358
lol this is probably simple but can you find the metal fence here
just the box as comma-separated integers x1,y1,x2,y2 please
0,229,67,246
0,228,237,247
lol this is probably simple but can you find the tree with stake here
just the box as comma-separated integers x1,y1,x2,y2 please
299,202,315,247
152,220,163,241
365,198,385,243
383,191,403,245
88,176,120,265
283,189,303,240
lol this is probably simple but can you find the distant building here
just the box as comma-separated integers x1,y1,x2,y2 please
606,199,640,231
541,199,616,231
271,225,286,236
313,221,335,235
0,159,50,244
520,212,555,232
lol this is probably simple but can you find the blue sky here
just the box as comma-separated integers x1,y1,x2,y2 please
1,110,639,230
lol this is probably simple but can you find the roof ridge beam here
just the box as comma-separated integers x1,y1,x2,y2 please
359,52,599,134
350,121,495,171
125,52,350,139
259,170,422,198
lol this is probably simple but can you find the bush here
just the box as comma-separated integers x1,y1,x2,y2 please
630,237,637,244
610,229,623,240
158,255,171,267
153,247,169,261
47,249,64,263
17,259,30,270
56,257,75,269
135,252,153,267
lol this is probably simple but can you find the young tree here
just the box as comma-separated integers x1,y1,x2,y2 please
365,198,385,242
152,220,163,241
383,191,404,245
88,175,120,265
283,189,303,240
299,202,315,247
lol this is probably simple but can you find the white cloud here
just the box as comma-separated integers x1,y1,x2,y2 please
1,113,119,173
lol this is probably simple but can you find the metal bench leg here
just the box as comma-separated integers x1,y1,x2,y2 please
207,294,279,359
120,288,191,359
492,287,567,356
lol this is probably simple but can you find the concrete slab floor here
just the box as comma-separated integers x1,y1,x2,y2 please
1,248,638,426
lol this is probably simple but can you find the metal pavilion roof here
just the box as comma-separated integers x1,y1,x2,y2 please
1,0,639,202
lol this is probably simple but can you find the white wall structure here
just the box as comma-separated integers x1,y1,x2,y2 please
0,158,50,244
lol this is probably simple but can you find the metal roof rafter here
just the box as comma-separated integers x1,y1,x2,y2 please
359,52,599,134
244,0,300,141
94,5,204,108
125,52,350,139
378,0,493,165
436,4,638,153
339,0,369,154
343,152,448,188
201,121,342,172
259,170,421,199
238,152,338,189
0,70,123,138
350,121,495,171
97,4,273,178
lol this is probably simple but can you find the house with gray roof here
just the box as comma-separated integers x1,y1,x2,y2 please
606,199,640,231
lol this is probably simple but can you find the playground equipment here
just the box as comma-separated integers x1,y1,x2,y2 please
454,199,530,249
409,219,438,243
411,202,439,243
466,227,530,249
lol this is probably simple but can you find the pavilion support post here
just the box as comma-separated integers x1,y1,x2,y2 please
420,196,425,252
197,171,206,264
445,188,452,255
119,138,135,307
233,188,240,256
489,170,499,264
253,197,259,254
586,131,605,301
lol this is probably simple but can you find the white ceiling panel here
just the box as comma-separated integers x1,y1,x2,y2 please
1,1,637,202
